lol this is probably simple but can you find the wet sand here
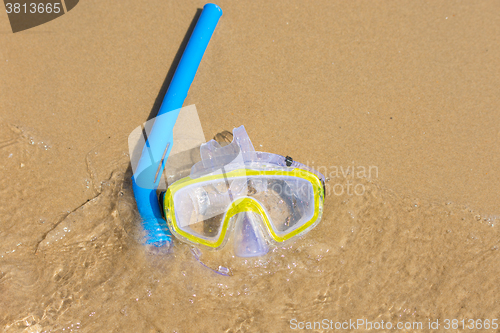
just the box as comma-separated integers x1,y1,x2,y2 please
1,1,499,332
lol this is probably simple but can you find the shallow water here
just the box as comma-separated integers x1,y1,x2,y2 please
1,121,499,333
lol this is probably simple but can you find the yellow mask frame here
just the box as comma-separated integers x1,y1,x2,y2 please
162,167,324,249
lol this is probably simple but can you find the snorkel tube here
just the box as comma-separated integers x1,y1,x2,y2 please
132,4,223,247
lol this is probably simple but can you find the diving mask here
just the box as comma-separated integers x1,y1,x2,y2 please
160,126,325,257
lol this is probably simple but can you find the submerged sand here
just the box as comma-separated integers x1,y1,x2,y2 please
1,1,499,332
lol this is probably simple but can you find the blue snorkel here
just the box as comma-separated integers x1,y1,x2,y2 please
132,4,223,248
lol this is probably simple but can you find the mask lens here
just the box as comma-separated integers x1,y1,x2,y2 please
171,173,317,242
173,181,231,239
247,176,315,234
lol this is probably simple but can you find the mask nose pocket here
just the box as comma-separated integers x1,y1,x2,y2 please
232,211,269,257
